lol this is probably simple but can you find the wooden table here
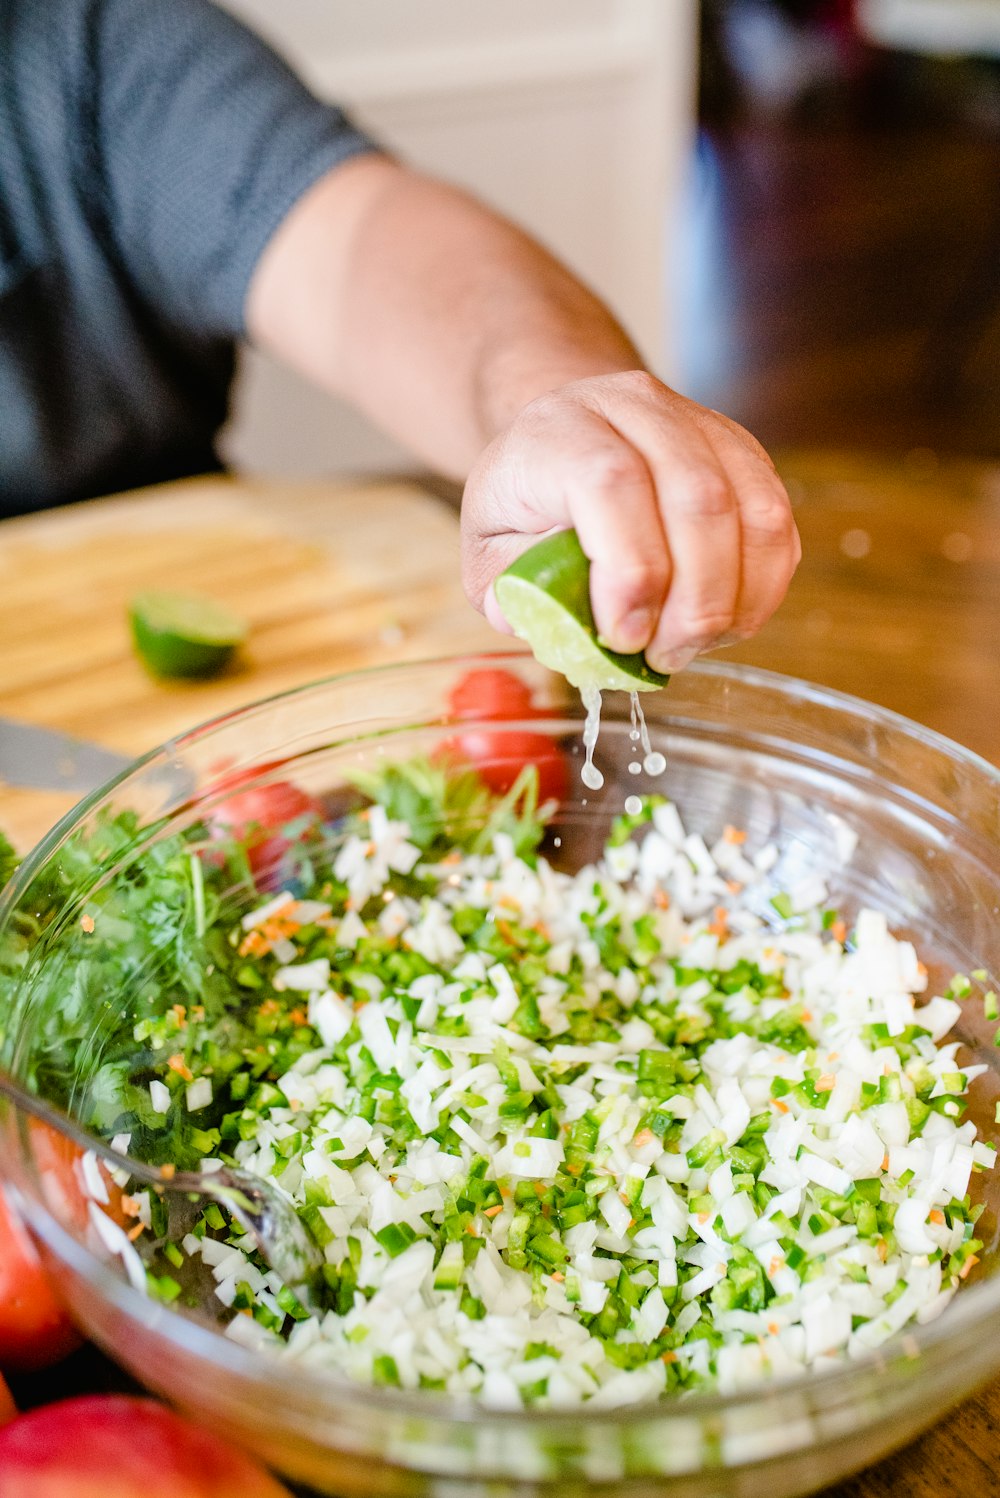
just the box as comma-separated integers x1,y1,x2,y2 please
0,473,497,852
2,454,999,1496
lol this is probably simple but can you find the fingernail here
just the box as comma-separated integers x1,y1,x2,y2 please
647,646,697,674
600,607,656,653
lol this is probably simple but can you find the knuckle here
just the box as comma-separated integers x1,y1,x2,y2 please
582,445,651,497
604,558,668,600
741,492,797,546
616,368,663,401
675,605,735,648
672,471,735,519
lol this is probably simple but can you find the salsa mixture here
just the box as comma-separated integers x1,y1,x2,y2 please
2,753,994,1409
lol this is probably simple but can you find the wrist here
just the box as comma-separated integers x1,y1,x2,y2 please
474,320,644,446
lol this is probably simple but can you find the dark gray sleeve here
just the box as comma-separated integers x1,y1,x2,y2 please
90,0,379,337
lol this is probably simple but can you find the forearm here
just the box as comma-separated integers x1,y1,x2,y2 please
246,156,643,477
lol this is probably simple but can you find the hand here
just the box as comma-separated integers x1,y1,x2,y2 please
461,371,800,672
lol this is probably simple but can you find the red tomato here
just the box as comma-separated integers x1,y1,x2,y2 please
202,763,324,883
443,668,568,803
0,1372,16,1428
447,668,537,720
0,1188,81,1373
0,1396,293,1498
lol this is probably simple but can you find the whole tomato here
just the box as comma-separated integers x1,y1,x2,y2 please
0,1396,293,1498
202,761,324,883
0,1372,16,1427
442,667,568,803
0,1187,81,1372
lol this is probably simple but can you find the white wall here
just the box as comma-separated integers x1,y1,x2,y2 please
216,1,699,477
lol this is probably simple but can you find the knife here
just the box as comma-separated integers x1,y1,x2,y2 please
0,718,133,792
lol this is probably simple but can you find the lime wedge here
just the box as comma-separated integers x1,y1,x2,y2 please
129,591,247,679
494,530,669,692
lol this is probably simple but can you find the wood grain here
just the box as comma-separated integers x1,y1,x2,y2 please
0,474,496,850
1,455,1000,1494
723,449,1000,769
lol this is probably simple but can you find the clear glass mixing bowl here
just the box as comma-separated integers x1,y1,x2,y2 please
1,654,999,1497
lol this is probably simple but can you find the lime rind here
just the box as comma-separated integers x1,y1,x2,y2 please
130,591,247,680
494,531,669,694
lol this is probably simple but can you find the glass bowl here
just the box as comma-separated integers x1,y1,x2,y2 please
1,653,1000,1497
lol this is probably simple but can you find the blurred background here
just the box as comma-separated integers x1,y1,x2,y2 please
686,0,1000,458
217,0,1000,475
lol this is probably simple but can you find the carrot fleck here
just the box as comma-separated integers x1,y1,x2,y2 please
929,1209,945,1225
80,913,95,934
723,825,747,845
815,1074,836,1093
661,1351,678,1364
654,889,670,910
960,1254,980,1279
167,1053,193,1083
483,1204,504,1219
708,906,729,939
830,919,847,944
160,1163,176,1181
772,1097,789,1114
119,1194,142,1219
127,1223,146,1242
550,1271,565,1283
633,1128,655,1149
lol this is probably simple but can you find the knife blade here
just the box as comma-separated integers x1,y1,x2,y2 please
0,718,133,792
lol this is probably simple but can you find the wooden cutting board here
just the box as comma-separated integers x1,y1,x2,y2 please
0,474,496,851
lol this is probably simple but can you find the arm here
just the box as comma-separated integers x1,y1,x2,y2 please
247,155,799,672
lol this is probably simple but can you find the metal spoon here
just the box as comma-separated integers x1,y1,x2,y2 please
0,1069,323,1314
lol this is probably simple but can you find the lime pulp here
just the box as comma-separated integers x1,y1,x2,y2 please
494,530,669,693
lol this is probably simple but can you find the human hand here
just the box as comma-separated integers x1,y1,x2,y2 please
461,371,800,672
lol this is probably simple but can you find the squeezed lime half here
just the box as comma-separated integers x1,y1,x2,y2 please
129,591,247,679
494,530,669,693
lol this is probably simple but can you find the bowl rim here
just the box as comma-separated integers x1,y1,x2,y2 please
4,650,1000,1436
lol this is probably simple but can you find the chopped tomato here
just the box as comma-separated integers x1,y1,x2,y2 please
0,1188,80,1372
443,667,568,803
